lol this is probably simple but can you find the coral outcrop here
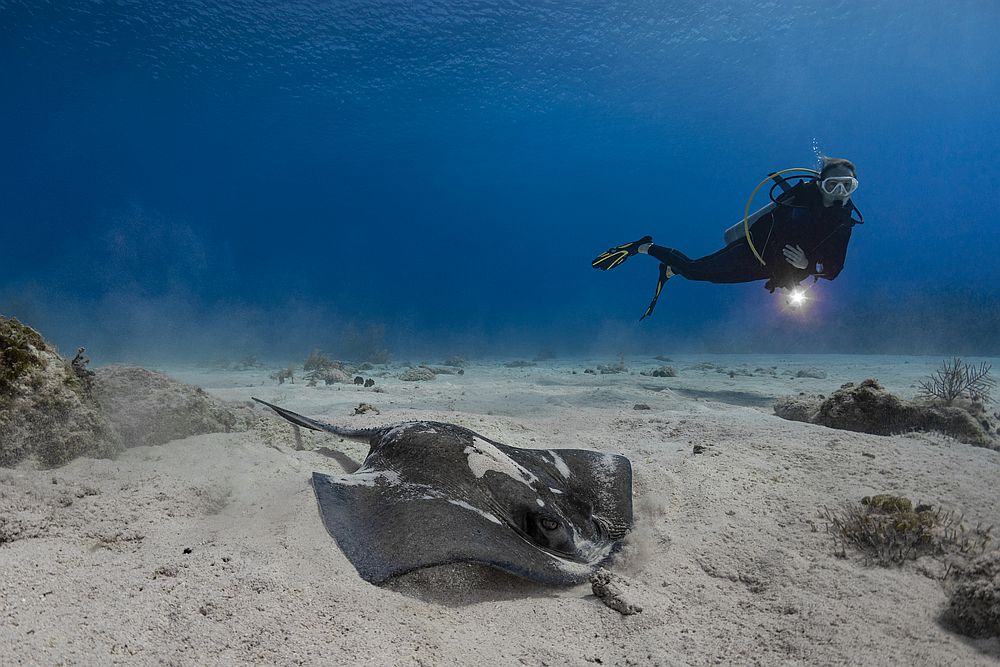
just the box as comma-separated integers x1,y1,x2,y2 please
945,550,1000,638
399,366,436,381
303,352,353,385
775,379,997,447
0,317,121,466
306,366,351,386
1,317,256,467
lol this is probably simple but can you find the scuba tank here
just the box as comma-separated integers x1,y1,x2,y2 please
723,201,776,246
729,168,820,264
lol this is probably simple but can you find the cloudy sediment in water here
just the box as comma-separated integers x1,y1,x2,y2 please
1,2,997,362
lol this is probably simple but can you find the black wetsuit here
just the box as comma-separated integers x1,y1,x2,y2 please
648,181,861,291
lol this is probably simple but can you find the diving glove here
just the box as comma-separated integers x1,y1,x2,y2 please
591,235,653,271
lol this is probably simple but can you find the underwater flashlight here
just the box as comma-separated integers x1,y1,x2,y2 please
786,288,807,308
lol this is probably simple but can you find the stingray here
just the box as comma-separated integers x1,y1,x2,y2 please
253,398,633,586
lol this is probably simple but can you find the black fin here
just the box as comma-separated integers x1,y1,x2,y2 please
251,397,378,441
640,263,670,320
591,235,653,271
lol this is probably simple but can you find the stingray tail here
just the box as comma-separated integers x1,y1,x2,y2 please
252,397,380,442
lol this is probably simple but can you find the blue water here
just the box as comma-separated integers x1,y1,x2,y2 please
2,1,999,361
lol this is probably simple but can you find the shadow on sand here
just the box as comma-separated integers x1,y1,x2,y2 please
385,562,571,607
644,385,775,408
314,446,361,473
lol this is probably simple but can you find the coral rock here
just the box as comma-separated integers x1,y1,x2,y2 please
399,366,436,381
946,550,1000,638
773,394,823,423
0,317,121,467
775,379,994,447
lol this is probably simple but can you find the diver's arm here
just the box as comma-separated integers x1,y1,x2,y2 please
814,226,852,280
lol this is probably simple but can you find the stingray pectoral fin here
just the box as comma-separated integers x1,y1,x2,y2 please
311,471,596,586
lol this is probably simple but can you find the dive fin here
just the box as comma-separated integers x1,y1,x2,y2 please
639,263,671,320
591,235,653,271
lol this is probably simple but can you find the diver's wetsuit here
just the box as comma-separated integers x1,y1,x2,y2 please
648,181,860,291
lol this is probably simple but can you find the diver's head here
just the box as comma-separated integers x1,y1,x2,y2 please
817,156,858,207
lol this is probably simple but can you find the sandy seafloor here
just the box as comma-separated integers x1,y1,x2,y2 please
3,354,1000,666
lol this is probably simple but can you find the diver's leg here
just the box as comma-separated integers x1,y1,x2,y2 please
645,246,690,274
647,241,768,284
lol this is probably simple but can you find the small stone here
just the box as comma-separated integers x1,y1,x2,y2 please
153,564,179,578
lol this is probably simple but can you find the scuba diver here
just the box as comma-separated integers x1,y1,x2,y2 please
591,157,863,319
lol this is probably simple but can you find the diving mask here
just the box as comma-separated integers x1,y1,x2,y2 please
820,176,858,198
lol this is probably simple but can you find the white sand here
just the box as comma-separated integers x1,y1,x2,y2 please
3,354,1000,665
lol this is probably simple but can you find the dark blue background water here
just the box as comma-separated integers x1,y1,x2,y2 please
2,1,999,361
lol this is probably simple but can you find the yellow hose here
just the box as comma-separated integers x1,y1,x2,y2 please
743,167,820,265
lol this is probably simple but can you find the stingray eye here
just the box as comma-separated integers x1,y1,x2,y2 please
523,512,574,554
